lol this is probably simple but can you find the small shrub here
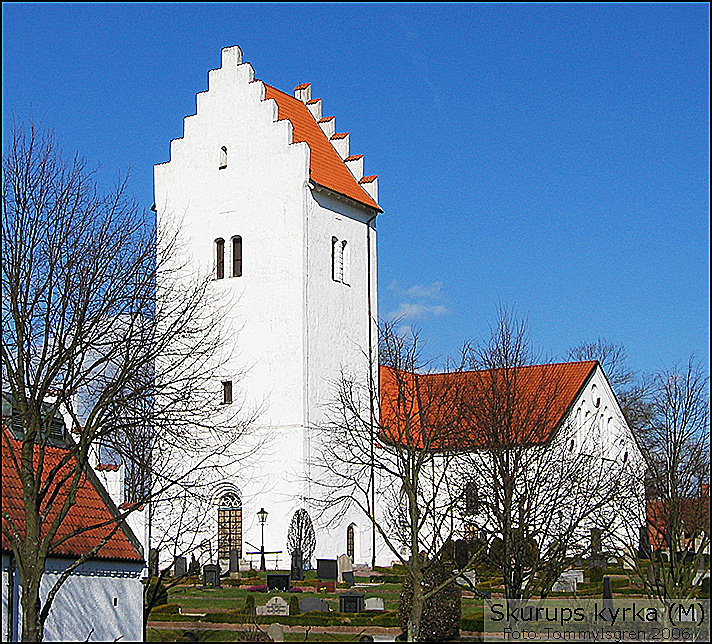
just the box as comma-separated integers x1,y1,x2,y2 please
289,595,300,615
590,567,604,583
244,594,256,615
700,577,710,597
288,586,303,592
247,584,269,593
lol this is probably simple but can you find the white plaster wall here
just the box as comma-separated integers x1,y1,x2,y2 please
154,48,380,570
2,555,143,642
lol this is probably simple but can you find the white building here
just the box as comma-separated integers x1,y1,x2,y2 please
154,45,382,569
2,433,145,642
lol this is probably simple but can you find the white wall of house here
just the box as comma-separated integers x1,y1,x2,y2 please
2,554,143,642
154,45,379,568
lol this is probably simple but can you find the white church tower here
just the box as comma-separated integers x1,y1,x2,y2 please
154,46,382,570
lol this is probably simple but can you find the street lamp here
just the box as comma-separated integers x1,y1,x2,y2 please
257,507,268,571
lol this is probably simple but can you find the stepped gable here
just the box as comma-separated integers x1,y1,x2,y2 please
379,360,598,450
263,83,381,213
2,437,143,562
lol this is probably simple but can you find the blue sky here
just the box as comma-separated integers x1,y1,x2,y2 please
3,2,709,380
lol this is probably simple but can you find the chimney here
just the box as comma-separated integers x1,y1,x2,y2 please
359,175,379,203
306,98,322,120
344,154,364,181
330,132,349,159
294,83,311,103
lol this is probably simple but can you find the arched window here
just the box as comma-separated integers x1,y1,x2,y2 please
217,492,242,561
232,236,242,277
215,238,225,279
464,481,478,515
346,524,355,560
219,146,228,170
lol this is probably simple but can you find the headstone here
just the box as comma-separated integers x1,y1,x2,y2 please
203,563,221,588
299,597,330,613
266,573,291,591
256,596,290,616
454,539,469,570
174,556,187,579
267,622,285,642
149,548,159,577
460,570,476,588
291,549,304,581
364,597,385,611
342,571,355,586
317,558,338,580
339,590,365,613
337,554,353,583
239,558,251,573
316,580,336,593
229,549,241,574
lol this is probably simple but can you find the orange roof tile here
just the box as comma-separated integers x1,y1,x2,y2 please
360,175,378,183
2,437,143,561
379,361,597,450
264,84,382,212
331,132,349,140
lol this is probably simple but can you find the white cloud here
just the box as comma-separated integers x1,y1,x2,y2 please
386,281,449,321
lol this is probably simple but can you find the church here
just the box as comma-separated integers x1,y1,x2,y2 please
153,45,383,570
143,45,639,573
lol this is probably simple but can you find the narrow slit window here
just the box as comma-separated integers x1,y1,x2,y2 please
219,146,228,170
222,380,233,404
232,236,242,277
341,240,349,285
332,236,341,282
216,238,225,279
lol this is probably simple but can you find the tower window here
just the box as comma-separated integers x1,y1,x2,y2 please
219,146,228,170
222,380,233,404
332,237,349,284
232,236,242,277
216,238,225,280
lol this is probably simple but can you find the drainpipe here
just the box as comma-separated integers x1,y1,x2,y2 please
366,211,378,568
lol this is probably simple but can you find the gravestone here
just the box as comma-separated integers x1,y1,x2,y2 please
316,580,336,593
291,549,304,581
460,570,476,588
266,573,291,591
317,558,338,580
239,558,251,573
173,556,187,579
454,539,469,570
601,576,614,622
229,549,241,575
267,622,285,642
149,548,159,577
552,570,583,593
364,597,385,611
342,571,355,586
300,597,330,613
339,590,365,613
256,596,290,616
337,554,353,583
203,563,221,588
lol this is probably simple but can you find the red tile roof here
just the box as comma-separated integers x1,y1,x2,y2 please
379,361,597,450
2,437,143,561
263,84,382,212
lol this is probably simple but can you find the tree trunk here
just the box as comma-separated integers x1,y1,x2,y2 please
407,572,425,641
20,572,44,642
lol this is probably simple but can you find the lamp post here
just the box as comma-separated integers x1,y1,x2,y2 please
257,507,268,572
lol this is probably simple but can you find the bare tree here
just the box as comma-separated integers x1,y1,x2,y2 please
286,508,316,569
2,122,255,641
620,356,710,602
458,309,634,600
312,320,478,641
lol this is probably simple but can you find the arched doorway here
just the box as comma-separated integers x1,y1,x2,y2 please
217,491,242,561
